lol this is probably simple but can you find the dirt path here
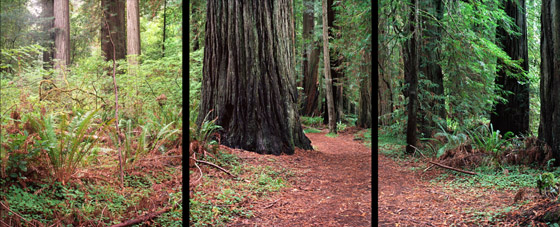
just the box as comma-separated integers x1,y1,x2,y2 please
378,148,522,226
230,131,372,226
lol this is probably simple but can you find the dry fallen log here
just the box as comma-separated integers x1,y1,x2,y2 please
195,159,236,177
428,161,478,175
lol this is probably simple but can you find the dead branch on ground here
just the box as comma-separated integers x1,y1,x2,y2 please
428,161,478,175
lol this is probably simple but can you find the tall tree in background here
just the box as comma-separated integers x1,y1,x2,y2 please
41,0,54,69
322,0,337,134
101,0,126,61
418,0,445,137
54,0,70,81
127,0,141,69
357,50,372,128
491,0,530,135
539,0,560,164
300,0,321,116
404,0,419,153
198,0,313,155
323,0,344,124
162,0,167,57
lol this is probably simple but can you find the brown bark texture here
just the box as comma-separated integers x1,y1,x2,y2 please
491,0,530,136
404,0,419,154
301,0,321,116
322,0,337,134
54,0,70,76
418,0,446,137
127,0,141,68
101,0,127,61
198,0,313,155
539,0,560,165
41,0,54,69
323,0,344,124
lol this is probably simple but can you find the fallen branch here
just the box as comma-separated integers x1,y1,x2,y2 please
428,161,478,175
263,198,281,209
109,206,172,227
195,159,235,177
0,201,36,227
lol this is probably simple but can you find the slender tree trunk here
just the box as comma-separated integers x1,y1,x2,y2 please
322,0,337,134
419,0,445,137
491,0,530,136
162,0,167,57
539,0,560,165
198,0,312,155
127,0,141,69
404,0,419,154
323,0,344,124
101,0,126,61
301,0,321,116
54,0,70,82
41,0,54,70
358,51,372,128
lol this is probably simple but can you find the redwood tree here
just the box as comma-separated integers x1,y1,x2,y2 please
404,0,419,154
198,0,313,155
54,0,70,83
539,0,560,164
127,0,141,68
300,0,321,116
101,0,126,61
491,0,530,136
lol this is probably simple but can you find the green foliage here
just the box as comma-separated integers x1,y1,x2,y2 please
303,128,322,134
537,172,559,199
28,109,102,184
325,132,339,138
467,124,509,153
434,125,469,158
300,116,324,127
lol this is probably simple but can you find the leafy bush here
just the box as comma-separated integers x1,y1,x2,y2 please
434,125,469,157
300,116,323,127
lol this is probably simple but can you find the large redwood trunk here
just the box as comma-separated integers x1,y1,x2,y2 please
198,0,312,155
101,0,126,61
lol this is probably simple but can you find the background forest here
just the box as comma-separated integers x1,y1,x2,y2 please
1,0,182,225
378,0,560,224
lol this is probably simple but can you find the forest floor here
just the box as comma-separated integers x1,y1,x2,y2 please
377,136,559,226
227,129,372,226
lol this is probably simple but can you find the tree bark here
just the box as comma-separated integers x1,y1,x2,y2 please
323,0,344,124
101,0,126,61
41,0,54,70
404,0,419,154
491,0,530,136
127,0,141,69
539,0,560,165
358,51,372,128
301,0,321,116
322,0,337,134
418,0,446,137
198,0,313,155
54,0,70,81
162,0,167,57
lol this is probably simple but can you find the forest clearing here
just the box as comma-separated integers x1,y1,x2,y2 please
1,0,182,225
379,0,560,226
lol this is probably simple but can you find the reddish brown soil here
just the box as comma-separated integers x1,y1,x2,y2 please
377,147,534,226
229,130,372,226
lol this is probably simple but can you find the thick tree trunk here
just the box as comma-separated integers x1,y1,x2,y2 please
491,0,530,136
41,0,54,70
404,0,419,154
418,0,446,137
101,0,126,61
322,0,337,134
301,0,321,116
539,0,560,165
198,0,312,155
127,0,141,69
54,0,70,82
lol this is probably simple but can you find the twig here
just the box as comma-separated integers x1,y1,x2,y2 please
0,201,36,227
263,198,281,209
192,153,203,184
195,159,235,177
428,161,478,175
423,164,435,172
